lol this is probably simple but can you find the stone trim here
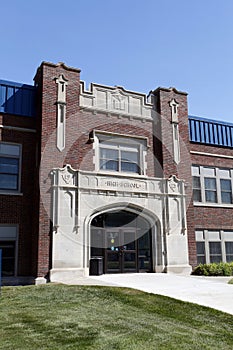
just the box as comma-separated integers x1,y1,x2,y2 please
80,81,154,121
0,125,36,133
49,166,191,282
191,150,233,159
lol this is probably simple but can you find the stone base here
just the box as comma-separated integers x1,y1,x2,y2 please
154,265,164,273
35,277,47,285
165,264,192,275
50,268,87,283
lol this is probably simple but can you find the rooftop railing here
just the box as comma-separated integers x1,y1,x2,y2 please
189,115,233,148
0,80,36,117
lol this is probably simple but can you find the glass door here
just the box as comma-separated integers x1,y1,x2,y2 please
105,229,121,273
138,230,152,272
105,229,137,273
122,230,137,272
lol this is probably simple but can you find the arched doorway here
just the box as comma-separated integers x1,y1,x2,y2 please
90,210,153,273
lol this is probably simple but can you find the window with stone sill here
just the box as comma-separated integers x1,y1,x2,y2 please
195,230,233,264
0,143,21,192
95,133,147,175
192,165,233,205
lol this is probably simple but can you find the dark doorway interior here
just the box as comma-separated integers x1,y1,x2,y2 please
91,210,152,273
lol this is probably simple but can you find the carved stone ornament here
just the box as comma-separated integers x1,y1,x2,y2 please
112,90,126,111
55,74,68,103
169,98,179,124
62,174,72,184
58,164,77,186
168,175,179,192
169,182,176,192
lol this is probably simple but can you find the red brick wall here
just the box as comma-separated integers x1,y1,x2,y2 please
191,142,233,231
0,114,37,276
153,88,197,267
34,62,81,277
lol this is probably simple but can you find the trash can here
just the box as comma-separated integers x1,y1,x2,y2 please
89,257,103,276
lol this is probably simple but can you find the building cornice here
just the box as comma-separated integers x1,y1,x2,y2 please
152,86,188,96
41,61,81,73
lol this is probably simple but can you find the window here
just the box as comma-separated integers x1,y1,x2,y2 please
220,179,232,204
225,242,233,263
192,176,201,202
95,133,147,175
195,230,233,264
100,143,139,173
196,241,206,264
209,242,222,263
0,241,16,276
0,225,17,277
204,178,217,203
192,166,233,205
0,143,21,191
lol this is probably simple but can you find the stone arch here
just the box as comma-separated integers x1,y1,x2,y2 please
86,202,163,274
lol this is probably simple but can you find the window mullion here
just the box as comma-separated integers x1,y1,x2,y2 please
200,167,205,202
204,230,210,263
216,168,221,204
230,169,233,203
221,230,226,263
139,144,143,175
118,148,121,172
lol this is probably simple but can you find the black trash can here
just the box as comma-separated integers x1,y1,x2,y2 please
89,257,103,276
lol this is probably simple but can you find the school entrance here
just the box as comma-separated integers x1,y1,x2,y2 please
90,210,152,273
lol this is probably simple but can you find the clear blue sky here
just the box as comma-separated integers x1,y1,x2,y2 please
1,0,233,122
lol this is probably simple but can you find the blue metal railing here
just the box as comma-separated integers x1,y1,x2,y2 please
189,115,233,148
0,79,36,117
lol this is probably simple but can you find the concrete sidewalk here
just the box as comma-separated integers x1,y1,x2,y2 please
87,273,233,315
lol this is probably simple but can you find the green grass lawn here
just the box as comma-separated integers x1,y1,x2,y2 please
0,284,233,350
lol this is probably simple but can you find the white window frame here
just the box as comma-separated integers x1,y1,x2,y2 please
93,131,147,176
0,142,22,193
192,165,233,206
195,229,233,264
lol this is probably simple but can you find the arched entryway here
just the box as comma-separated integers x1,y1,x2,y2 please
90,210,154,273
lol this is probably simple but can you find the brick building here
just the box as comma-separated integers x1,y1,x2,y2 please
0,61,233,285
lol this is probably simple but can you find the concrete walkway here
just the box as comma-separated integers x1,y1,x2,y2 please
86,273,233,316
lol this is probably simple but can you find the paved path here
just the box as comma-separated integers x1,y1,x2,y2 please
87,273,233,315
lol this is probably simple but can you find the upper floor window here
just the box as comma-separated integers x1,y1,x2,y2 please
95,133,147,175
192,165,233,205
0,143,21,192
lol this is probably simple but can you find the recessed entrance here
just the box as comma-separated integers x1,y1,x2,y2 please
90,210,152,273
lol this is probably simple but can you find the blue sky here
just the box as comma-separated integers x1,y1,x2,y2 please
1,0,233,122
